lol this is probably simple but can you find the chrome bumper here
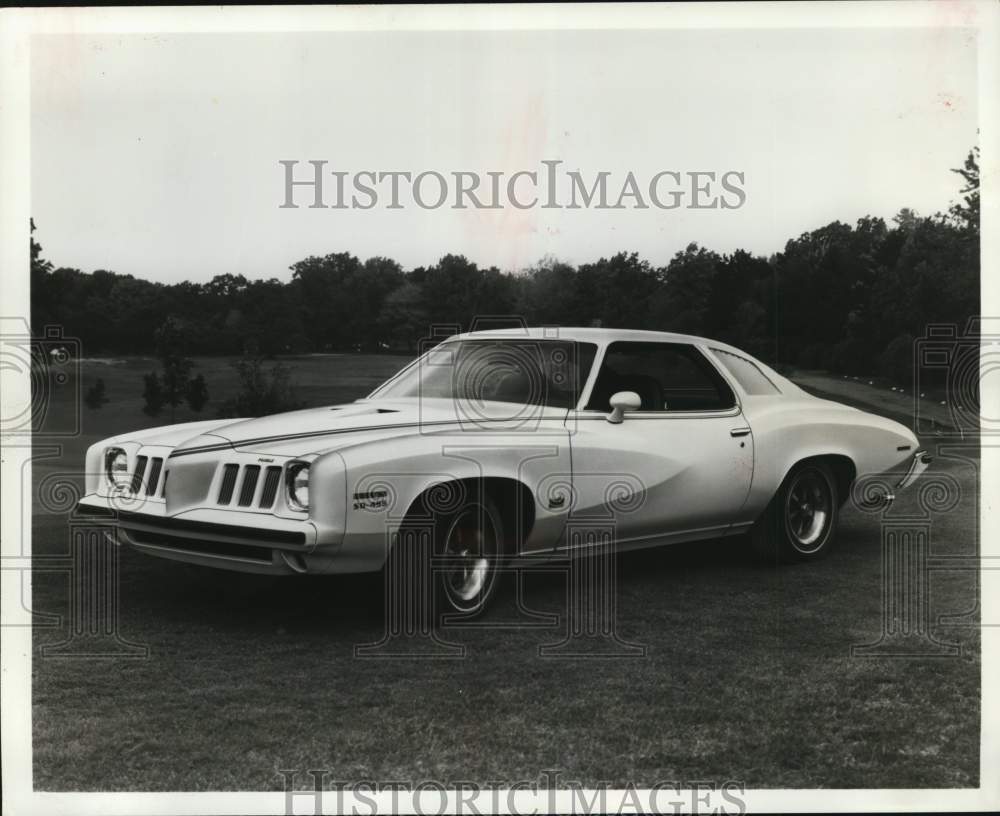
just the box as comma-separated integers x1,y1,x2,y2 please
896,450,933,491
857,449,932,511
74,499,321,575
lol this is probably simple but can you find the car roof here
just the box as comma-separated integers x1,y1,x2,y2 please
452,326,800,394
456,326,735,351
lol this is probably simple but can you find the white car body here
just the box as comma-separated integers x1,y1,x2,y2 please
77,328,927,576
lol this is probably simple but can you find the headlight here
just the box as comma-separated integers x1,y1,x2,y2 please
105,447,130,486
286,462,310,511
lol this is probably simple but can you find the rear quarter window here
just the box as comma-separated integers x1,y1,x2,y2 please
711,348,781,396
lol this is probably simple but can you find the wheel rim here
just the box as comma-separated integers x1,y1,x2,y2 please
784,468,833,553
441,504,497,610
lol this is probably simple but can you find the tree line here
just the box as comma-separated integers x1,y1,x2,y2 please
31,149,979,388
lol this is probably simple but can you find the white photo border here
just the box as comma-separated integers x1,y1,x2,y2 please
1,2,998,813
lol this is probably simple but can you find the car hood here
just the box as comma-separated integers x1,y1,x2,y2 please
171,399,568,458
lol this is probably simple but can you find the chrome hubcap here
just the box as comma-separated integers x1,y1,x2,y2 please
785,470,832,552
442,506,496,607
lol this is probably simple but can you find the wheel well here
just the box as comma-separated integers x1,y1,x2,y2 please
790,454,857,505
406,477,536,551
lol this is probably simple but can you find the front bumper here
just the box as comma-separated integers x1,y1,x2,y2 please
75,497,325,575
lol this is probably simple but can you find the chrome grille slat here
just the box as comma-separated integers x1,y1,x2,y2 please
238,466,261,507
259,466,282,509
160,470,169,497
217,464,239,505
146,457,163,496
131,456,148,493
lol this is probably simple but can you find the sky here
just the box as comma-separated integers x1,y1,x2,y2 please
30,27,979,283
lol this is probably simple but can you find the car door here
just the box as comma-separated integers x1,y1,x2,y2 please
562,341,753,550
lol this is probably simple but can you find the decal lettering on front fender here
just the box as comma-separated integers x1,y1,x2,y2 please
352,490,388,511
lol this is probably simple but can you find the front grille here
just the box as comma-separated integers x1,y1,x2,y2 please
217,464,239,504
147,457,163,496
131,456,147,493
217,464,283,510
129,455,164,496
238,466,260,506
260,466,282,507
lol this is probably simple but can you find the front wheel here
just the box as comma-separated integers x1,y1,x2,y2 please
751,461,839,562
434,495,506,616
391,487,508,624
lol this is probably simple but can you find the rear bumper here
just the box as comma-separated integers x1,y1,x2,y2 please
856,450,931,511
895,449,933,491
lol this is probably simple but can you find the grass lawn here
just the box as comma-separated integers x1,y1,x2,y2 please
30,355,980,789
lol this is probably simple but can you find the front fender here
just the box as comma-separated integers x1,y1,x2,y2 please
329,428,573,570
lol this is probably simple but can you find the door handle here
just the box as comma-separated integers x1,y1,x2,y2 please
730,427,751,437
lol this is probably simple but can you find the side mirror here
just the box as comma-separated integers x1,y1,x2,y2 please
607,391,642,424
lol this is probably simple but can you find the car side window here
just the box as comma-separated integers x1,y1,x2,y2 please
585,342,736,412
711,348,781,395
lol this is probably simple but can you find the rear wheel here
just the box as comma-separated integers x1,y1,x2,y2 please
751,461,839,562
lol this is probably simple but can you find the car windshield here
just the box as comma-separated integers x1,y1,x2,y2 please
370,339,598,409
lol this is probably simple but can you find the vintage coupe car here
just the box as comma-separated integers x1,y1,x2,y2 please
77,328,930,615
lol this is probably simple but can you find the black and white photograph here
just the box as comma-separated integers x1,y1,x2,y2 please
1,3,998,814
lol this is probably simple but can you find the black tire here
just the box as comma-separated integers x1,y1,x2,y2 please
390,485,508,625
750,460,839,563
431,490,507,617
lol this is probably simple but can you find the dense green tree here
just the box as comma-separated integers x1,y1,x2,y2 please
575,252,659,329
377,282,428,352
216,347,304,418
84,378,109,410
142,317,207,420
516,258,580,326
142,372,165,417
290,252,366,350
186,374,209,412
648,244,720,335
28,145,980,393
950,146,980,232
